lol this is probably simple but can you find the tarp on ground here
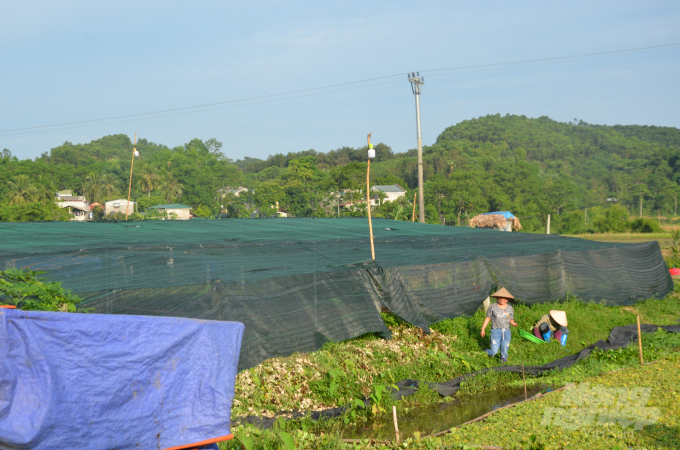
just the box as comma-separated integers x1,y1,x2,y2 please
0,218,672,371
0,308,244,450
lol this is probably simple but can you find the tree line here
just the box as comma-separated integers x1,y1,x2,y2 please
2,114,680,233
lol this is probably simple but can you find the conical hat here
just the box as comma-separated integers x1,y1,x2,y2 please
550,310,568,327
490,287,514,300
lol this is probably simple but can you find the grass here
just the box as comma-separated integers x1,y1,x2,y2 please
231,292,680,420
224,349,680,449
223,351,680,449
444,352,680,449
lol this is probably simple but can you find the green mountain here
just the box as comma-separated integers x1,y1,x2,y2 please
2,114,679,232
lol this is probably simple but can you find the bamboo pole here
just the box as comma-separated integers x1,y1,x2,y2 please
412,192,417,222
637,315,644,364
392,405,400,443
522,363,527,400
366,134,375,261
125,132,137,220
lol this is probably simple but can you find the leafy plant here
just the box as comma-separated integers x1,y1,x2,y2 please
327,368,343,398
0,268,83,312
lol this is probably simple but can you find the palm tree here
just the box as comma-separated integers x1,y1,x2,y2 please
162,173,183,203
7,175,37,205
137,168,160,197
82,172,102,203
34,176,57,204
100,173,121,201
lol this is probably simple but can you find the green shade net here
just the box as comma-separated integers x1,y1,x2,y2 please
0,218,671,370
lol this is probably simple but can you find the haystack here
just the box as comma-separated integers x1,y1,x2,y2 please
469,213,522,231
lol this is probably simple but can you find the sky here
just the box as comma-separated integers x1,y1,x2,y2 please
1,0,679,161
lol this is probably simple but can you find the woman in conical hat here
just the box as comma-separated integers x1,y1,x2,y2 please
533,310,569,346
480,287,518,364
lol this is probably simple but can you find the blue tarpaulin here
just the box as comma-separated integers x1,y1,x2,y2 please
481,211,516,219
0,308,244,450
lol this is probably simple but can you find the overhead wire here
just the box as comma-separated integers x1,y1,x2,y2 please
1,42,679,137
0,79,404,137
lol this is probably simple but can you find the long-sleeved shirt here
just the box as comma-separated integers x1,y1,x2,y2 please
535,314,562,332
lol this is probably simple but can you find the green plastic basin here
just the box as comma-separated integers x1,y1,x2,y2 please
519,329,546,344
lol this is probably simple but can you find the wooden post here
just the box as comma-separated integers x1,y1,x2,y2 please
546,214,551,234
640,196,642,218
125,132,137,220
658,209,661,227
637,315,644,364
366,134,375,261
392,405,400,443
522,363,527,400
412,192,417,222
584,208,587,225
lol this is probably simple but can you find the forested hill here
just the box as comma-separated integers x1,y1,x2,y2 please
2,114,680,233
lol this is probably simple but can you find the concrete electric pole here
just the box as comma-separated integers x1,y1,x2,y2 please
408,72,425,223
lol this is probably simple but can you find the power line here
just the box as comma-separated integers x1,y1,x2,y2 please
0,74,406,133
425,47,680,79
2,42,679,137
421,42,680,73
0,79,404,137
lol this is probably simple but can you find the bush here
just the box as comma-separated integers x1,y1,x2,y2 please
592,204,629,233
136,195,167,212
629,217,662,233
0,268,83,311
0,202,71,222
194,205,213,218
92,205,105,219
555,210,585,234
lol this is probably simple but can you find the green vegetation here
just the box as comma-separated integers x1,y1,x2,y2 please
226,291,680,438
443,353,680,450
0,268,83,311
3,115,680,230
0,202,71,222
222,293,680,449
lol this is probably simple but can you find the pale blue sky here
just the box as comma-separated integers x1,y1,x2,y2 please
1,1,679,160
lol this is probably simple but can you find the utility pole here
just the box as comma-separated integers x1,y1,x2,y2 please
408,72,425,223
547,214,551,235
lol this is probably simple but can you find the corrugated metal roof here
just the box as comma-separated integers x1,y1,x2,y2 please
148,204,192,209
372,185,406,193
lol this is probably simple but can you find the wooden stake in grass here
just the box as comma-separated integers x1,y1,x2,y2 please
637,315,644,364
522,363,527,400
392,405,400,443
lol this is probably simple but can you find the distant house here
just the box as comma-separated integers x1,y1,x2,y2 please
218,186,248,198
89,202,104,211
55,195,90,221
105,199,137,216
56,190,74,198
371,185,407,204
275,202,288,218
148,204,192,220
469,211,522,232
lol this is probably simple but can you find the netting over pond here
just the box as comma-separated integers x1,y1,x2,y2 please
0,218,672,370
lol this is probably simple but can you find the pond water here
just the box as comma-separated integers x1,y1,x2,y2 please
341,385,557,440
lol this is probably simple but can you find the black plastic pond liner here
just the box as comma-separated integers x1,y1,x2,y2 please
235,323,680,429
